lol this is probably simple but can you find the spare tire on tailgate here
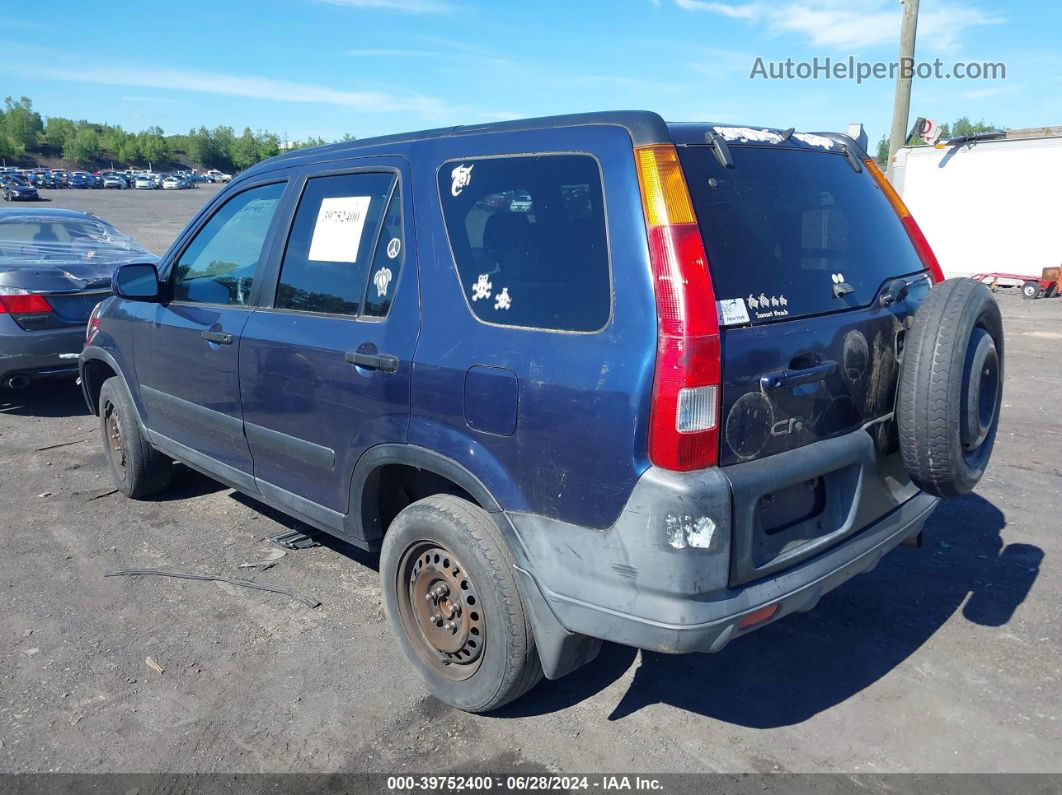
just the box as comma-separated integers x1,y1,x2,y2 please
897,278,1004,498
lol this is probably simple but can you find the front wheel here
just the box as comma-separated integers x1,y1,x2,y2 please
1022,280,1041,299
380,495,543,713
98,377,173,498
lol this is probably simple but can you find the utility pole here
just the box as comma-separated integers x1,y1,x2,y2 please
886,0,920,177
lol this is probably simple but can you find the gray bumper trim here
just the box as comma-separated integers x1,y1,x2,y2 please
535,491,937,653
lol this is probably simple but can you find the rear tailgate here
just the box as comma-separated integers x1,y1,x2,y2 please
677,140,932,581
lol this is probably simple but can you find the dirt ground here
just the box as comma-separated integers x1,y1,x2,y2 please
0,185,1059,774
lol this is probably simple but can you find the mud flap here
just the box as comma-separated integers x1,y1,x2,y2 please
513,566,602,680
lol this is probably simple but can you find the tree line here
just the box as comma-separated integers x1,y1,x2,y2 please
0,96,353,171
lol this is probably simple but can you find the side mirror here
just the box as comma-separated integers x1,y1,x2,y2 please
113,262,160,301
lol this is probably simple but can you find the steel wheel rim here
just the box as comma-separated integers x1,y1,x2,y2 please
961,326,1001,456
396,541,484,681
104,400,127,479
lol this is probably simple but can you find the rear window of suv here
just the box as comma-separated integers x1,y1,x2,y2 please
437,154,610,332
678,145,925,324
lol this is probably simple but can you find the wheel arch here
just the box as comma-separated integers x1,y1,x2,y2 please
345,444,505,544
79,347,125,417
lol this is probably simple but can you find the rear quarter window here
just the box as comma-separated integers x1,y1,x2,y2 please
437,154,611,332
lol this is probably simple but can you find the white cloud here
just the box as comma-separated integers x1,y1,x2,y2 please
12,60,452,117
311,0,452,12
121,95,183,104
342,48,440,57
661,0,1002,52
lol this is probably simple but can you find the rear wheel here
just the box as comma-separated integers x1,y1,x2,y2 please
98,377,172,498
380,495,542,712
1022,280,1041,299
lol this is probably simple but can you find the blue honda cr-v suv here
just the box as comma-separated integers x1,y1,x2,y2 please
80,112,1003,712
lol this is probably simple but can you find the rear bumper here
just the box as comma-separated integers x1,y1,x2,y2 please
0,316,84,382
509,428,939,656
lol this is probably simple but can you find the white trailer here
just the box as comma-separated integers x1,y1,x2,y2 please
890,130,1062,286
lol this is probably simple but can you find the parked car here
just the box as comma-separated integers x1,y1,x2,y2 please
80,111,1004,713
161,175,182,190
508,191,533,212
89,173,104,189
50,170,69,188
102,174,125,189
1,175,40,202
134,175,156,190
68,172,90,189
205,169,232,182
1,208,155,388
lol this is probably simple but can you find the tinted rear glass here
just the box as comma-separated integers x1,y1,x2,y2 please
437,154,610,332
678,146,924,323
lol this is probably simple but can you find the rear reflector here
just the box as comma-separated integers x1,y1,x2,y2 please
738,603,780,629
0,291,53,315
864,158,945,284
635,145,721,471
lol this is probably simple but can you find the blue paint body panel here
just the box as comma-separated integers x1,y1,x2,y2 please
463,366,519,436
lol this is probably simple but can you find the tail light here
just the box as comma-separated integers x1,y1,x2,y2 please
864,158,945,284
635,144,721,471
0,289,53,315
86,301,104,344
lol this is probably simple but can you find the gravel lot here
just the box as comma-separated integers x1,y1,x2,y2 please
1,186,1059,774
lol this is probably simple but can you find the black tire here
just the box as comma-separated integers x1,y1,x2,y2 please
98,377,173,498
897,278,1004,498
380,495,543,713
1022,280,1041,299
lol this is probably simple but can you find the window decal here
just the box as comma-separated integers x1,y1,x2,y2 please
373,267,393,297
494,287,512,311
450,163,474,197
471,273,492,302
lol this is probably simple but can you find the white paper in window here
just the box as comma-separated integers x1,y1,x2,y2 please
308,196,372,263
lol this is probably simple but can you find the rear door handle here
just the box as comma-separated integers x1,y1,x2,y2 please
761,361,838,390
201,330,234,345
345,351,399,373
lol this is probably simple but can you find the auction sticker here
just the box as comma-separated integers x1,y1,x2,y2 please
308,196,371,262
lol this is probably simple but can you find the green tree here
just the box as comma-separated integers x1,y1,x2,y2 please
255,129,280,160
230,127,260,170
45,116,76,151
945,117,999,138
136,125,169,165
117,135,140,165
185,126,217,168
64,127,101,164
100,126,129,161
3,96,43,151
875,133,889,166
0,112,23,159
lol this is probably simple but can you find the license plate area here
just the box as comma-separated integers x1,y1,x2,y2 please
726,430,882,586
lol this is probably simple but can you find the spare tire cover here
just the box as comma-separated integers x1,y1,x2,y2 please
897,278,1004,497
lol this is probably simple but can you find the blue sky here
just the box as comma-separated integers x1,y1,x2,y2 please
3,0,1059,145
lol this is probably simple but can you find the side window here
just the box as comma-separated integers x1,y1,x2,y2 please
173,182,285,305
437,155,610,332
275,172,394,316
362,189,404,318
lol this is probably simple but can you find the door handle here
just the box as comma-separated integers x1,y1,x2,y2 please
761,361,838,390
345,350,399,373
201,330,234,345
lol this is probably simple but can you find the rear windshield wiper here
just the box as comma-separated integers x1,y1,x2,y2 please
705,130,735,169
